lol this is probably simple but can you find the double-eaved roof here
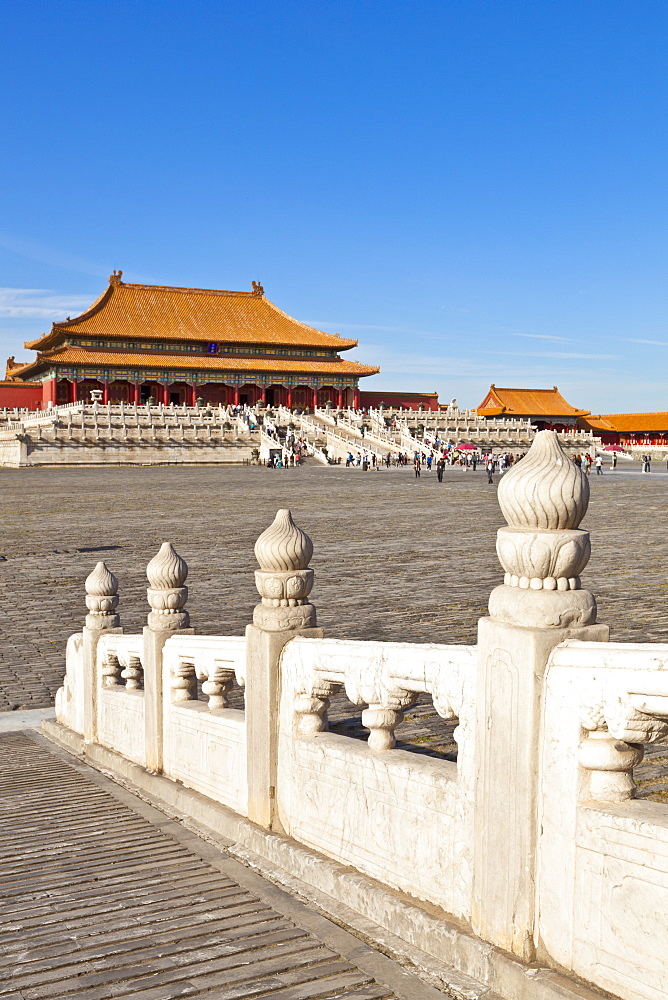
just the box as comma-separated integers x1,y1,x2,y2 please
12,274,379,382
477,385,589,418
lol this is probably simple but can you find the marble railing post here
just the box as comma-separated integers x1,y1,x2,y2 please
246,509,323,830
82,561,121,743
143,542,193,772
472,430,608,961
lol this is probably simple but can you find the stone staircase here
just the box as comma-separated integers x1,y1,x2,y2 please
321,406,600,455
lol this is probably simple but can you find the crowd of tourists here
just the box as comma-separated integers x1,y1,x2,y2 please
265,426,312,468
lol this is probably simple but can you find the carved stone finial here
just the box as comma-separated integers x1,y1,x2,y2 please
146,542,189,631
498,429,589,530
84,561,120,630
489,431,597,628
255,508,313,571
109,269,123,286
253,509,316,631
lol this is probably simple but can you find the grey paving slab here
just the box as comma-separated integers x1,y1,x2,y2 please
0,732,450,1000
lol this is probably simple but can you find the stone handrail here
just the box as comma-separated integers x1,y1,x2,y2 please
548,639,668,802
325,428,385,461
282,636,475,750
163,634,246,709
97,632,144,690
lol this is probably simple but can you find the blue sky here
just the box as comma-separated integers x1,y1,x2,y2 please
0,0,666,413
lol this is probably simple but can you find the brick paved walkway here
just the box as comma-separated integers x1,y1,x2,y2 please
0,731,449,1000
0,463,667,799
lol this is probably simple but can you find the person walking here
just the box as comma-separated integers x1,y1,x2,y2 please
414,455,421,478
612,453,617,470
595,456,603,475
437,457,445,483
486,459,494,484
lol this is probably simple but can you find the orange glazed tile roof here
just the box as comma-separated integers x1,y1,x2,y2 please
15,345,378,378
477,385,589,417
587,412,668,433
582,416,617,432
26,277,358,351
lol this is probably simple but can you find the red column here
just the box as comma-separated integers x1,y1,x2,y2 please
337,389,343,408
102,382,109,404
353,388,360,410
232,387,240,406
260,386,267,405
133,382,140,404
287,388,293,409
71,380,78,403
311,388,318,410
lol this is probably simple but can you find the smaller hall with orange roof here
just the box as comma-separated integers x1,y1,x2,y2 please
477,385,590,431
5,272,379,409
584,412,668,447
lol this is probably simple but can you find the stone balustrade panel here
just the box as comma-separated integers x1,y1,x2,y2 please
538,639,668,1000
277,635,478,919
55,633,85,735
95,633,146,765
161,635,248,816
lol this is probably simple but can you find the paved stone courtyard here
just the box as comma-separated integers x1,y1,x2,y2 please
0,731,446,1000
1,462,667,799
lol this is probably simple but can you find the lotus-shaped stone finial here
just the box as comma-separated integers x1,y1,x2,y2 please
498,430,589,531
84,561,120,629
85,561,118,597
254,509,313,572
146,542,188,589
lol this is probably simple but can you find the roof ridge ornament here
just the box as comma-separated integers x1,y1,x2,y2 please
251,280,264,296
109,270,123,286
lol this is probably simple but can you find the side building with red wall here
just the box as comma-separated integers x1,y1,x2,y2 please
359,390,439,411
0,379,42,410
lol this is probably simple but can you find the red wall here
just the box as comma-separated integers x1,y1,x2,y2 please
0,382,43,410
359,390,439,411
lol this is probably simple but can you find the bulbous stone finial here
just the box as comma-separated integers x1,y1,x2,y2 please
498,430,589,530
489,431,597,628
147,542,188,589
254,509,313,572
253,510,316,631
146,542,189,631
84,561,120,630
